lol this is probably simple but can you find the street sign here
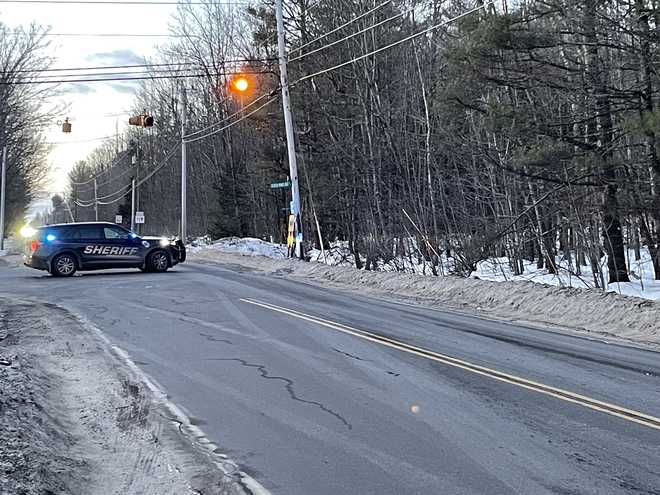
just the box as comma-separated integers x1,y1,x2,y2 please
135,211,145,224
115,215,122,224
270,181,291,189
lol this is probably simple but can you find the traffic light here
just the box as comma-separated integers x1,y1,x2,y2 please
230,75,250,93
128,114,154,127
61,118,72,133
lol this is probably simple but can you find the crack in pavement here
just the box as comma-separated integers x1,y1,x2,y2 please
333,348,400,376
332,348,372,362
199,332,233,345
206,357,352,430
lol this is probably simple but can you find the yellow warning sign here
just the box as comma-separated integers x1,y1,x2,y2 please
287,214,296,248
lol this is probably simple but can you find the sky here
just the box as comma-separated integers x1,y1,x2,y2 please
1,1,179,212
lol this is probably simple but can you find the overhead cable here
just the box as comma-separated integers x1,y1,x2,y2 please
289,0,392,56
292,2,495,84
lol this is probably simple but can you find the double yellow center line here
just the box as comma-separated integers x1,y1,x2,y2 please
240,298,660,431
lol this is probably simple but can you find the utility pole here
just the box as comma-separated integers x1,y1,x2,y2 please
93,178,99,222
62,193,75,223
275,0,303,258
179,86,187,242
135,140,141,234
0,147,6,251
130,177,136,231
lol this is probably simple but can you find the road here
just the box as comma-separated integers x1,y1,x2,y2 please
1,258,659,494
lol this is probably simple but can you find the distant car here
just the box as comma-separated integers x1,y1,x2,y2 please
23,222,186,277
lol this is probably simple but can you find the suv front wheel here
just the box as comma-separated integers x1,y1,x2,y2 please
51,253,77,277
146,250,169,273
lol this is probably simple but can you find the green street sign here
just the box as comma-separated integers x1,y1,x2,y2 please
270,181,291,189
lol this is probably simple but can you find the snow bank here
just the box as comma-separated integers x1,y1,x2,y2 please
189,243,660,348
475,248,660,301
0,237,19,257
188,236,287,258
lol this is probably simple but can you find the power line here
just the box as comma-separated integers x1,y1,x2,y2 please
12,58,275,73
2,70,274,85
13,32,187,37
184,95,279,143
30,64,274,80
73,145,177,206
292,2,494,84
31,67,205,80
133,145,177,188
70,152,127,185
263,0,326,47
1,0,251,4
290,7,406,63
184,90,275,139
47,134,115,145
290,0,391,55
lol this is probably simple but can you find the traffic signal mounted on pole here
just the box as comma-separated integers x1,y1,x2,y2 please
229,75,250,94
61,118,72,133
128,114,154,128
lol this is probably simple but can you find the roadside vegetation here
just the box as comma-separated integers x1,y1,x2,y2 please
49,0,660,292
0,23,55,233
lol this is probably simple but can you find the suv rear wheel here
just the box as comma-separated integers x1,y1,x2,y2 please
146,250,169,273
51,253,77,277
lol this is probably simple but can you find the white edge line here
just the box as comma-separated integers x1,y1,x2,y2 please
76,314,274,495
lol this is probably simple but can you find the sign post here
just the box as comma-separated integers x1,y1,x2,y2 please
135,211,145,224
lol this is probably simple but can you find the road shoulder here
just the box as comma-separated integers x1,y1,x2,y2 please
0,296,258,495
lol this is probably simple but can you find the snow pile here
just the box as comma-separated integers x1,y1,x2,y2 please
194,237,660,301
188,236,287,258
475,248,660,301
0,237,19,257
189,239,660,347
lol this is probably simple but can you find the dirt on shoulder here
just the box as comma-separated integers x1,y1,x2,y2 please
0,298,257,495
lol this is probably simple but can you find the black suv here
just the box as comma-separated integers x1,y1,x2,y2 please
23,222,186,277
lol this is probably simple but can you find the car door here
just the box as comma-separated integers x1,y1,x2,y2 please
100,225,145,267
77,225,106,268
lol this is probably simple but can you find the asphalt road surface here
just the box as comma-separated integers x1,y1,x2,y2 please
1,259,659,495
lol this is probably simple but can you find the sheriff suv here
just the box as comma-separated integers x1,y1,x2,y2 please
24,222,186,277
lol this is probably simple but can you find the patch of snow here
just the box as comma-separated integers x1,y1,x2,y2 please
189,236,287,258
0,237,20,256
475,248,660,301
189,237,660,303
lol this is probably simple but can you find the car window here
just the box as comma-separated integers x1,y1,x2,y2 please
104,226,130,240
56,227,79,241
78,226,103,240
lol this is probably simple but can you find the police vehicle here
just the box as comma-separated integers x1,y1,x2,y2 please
23,222,186,277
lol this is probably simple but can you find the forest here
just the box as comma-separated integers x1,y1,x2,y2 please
55,0,660,286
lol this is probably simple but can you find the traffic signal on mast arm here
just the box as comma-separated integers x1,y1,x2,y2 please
128,114,154,128
229,74,251,94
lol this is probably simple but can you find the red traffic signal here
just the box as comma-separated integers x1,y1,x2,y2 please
60,118,72,133
232,76,249,92
128,114,154,127
229,75,252,94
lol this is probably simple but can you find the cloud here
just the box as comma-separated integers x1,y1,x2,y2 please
108,81,140,94
62,83,96,95
86,49,145,66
